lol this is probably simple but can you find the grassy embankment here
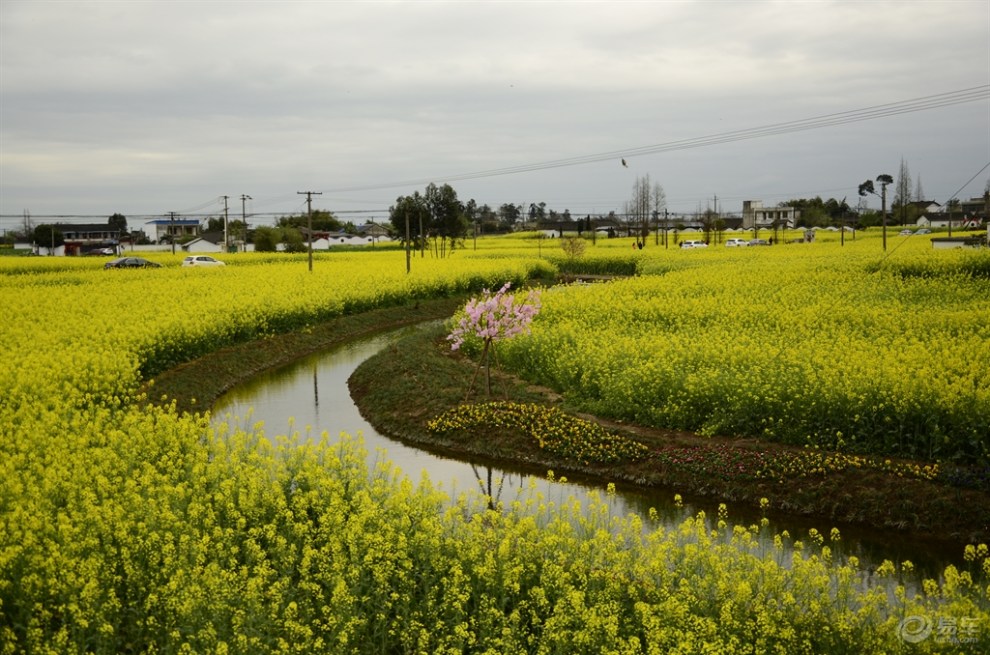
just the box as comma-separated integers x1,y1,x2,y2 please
348,320,990,546
150,288,990,546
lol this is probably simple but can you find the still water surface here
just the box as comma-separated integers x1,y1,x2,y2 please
211,323,961,576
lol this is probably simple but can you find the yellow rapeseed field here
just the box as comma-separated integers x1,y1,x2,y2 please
1,238,988,653
501,233,990,463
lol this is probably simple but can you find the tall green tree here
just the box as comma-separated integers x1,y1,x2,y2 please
277,210,341,232
498,203,521,231
207,217,247,240
389,191,430,254
280,227,306,253
528,202,546,223
424,183,467,257
253,226,280,252
463,199,479,225
33,224,64,252
476,203,499,233
108,213,127,237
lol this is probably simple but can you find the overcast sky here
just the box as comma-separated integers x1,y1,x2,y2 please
1,0,988,229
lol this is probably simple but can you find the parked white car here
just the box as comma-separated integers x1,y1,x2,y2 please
679,240,708,249
725,238,749,247
182,255,226,267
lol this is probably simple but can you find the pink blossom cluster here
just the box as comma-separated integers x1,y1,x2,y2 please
448,282,541,351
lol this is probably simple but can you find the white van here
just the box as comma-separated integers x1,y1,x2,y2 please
680,240,708,249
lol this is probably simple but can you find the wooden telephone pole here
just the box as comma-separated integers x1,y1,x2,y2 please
297,191,322,271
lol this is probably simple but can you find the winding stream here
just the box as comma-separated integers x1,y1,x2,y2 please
211,323,961,577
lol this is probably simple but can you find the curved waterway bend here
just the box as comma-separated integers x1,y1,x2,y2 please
211,322,622,512
211,322,958,576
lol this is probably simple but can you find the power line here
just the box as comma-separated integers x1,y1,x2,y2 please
320,85,990,194
176,196,224,214
944,161,990,202
3,86,985,224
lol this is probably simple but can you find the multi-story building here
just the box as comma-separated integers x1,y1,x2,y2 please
741,200,800,230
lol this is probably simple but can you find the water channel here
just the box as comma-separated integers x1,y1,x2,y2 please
211,322,961,578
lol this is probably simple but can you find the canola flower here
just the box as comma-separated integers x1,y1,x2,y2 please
2,240,989,653
427,401,649,464
653,442,943,484
496,237,990,466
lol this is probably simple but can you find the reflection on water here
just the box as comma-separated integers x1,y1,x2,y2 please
211,323,961,577
211,323,628,519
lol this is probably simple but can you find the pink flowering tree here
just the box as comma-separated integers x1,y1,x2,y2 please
448,282,541,399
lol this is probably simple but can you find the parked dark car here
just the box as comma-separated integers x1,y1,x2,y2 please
104,257,162,269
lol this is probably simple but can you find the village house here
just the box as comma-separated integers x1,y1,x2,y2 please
299,226,393,249
54,223,124,256
917,196,987,230
142,217,203,244
741,200,800,230
182,232,227,253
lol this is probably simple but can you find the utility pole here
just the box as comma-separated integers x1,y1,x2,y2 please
840,196,847,247
240,194,252,252
948,198,954,237
221,195,230,253
713,195,719,244
880,182,889,249
298,191,322,271
168,212,177,255
405,208,411,274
